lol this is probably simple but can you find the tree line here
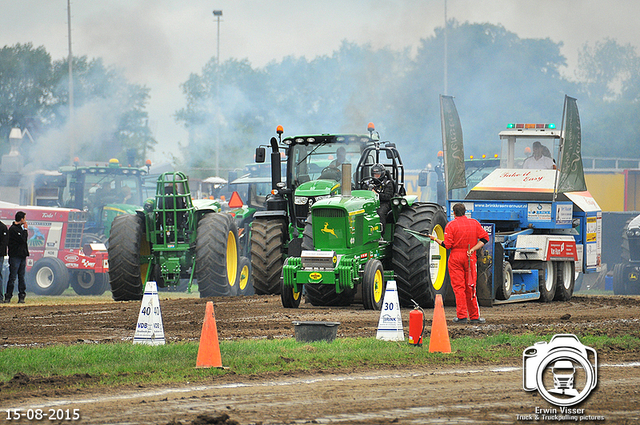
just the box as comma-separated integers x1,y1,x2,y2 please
0,43,154,170
1,21,639,174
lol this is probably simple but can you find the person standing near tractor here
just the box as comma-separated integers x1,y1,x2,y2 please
429,203,488,323
0,219,8,300
4,211,29,304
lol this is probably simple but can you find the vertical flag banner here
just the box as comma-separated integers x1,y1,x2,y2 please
440,95,467,192
557,96,587,193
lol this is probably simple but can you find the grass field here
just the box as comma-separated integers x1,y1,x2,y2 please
2,333,638,394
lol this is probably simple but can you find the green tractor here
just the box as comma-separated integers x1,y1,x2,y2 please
225,163,281,296
281,142,450,310
250,124,381,295
57,158,149,243
108,171,239,301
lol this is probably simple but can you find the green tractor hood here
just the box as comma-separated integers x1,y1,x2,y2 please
309,190,381,252
295,179,341,198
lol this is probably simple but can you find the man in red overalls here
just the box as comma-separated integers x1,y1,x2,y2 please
430,203,488,324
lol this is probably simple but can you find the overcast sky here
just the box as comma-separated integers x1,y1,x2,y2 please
1,0,638,164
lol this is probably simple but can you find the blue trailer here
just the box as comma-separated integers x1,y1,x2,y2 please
444,103,602,306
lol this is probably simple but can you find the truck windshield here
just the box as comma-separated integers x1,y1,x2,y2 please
500,136,560,169
63,174,143,211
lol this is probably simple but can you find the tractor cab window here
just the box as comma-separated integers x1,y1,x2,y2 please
63,174,143,212
290,142,363,185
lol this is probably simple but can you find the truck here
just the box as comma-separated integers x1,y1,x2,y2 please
444,96,602,306
108,171,239,300
250,124,382,295
0,203,109,295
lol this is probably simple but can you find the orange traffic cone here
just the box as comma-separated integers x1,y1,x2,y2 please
428,294,452,353
196,301,223,368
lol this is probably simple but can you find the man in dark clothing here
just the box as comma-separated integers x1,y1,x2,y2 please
368,163,395,236
0,220,8,299
5,211,29,303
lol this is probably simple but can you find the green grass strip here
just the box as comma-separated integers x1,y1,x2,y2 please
1,333,638,392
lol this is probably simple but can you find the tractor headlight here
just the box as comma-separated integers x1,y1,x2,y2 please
400,198,408,206
634,229,640,237
392,199,400,206
295,196,308,205
314,195,330,202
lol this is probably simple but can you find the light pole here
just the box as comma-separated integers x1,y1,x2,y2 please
443,0,448,95
213,10,222,177
68,0,75,161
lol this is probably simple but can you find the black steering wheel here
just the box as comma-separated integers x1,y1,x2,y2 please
360,176,381,189
320,166,341,181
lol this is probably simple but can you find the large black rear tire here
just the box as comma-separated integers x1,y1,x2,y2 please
108,214,145,301
612,263,629,295
250,218,285,295
196,213,239,298
392,203,449,308
28,257,69,296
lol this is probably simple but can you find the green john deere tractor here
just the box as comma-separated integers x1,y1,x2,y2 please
250,124,388,295
108,171,239,301
281,141,450,310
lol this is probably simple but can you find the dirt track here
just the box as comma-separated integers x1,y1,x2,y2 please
1,293,639,424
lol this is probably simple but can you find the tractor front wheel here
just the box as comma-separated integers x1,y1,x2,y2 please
196,213,239,298
281,279,302,308
108,214,145,301
238,256,254,295
362,259,385,310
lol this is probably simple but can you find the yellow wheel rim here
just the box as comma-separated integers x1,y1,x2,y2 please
430,224,447,291
226,231,238,287
239,264,249,291
373,269,383,303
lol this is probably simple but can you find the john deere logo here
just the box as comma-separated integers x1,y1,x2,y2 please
333,255,337,264
310,272,322,280
629,272,639,281
321,222,337,237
